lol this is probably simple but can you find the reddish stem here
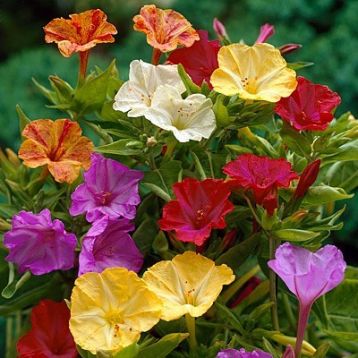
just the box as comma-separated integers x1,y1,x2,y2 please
151,48,162,65
295,303,312,358
79,51,90,82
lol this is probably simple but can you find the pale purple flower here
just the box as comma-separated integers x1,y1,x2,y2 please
69,153,144,224
78,219,143,276
268,243,346,357
217,348,272,358
4,209,77,275
255,23,275,43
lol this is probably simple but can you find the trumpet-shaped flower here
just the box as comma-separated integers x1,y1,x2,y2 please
144,85,216,142
167,30,220,87
211,43,297,102
113,60,185,117
70,267,162,354
70,153,143,223
17,300,77,358
44,9,117,57
217,348,272,358
4,209,77,275
159,178,234,246
79,219,143,276
18,119,93,184
268,243,346,357
133,4,199,53
223,154,298,215
143,251,235,321
275,76,341,131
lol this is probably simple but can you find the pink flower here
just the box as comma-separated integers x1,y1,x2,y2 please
268,243,346,357
159,178,234,246
167,30,220,88
223,154,298,215
4,209,77,275
275,76,341,131
217,348,272,358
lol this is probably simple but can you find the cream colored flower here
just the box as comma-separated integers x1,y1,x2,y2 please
210,43,297,102
69,267,162,354
144,85,216,142
142,251,235,321
113,60,185,117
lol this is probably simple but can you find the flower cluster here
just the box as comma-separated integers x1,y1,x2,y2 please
1,4,355,358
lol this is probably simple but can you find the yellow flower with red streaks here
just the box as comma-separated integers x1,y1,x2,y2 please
43,9,117,57
18,119,93,184
133,4,199,53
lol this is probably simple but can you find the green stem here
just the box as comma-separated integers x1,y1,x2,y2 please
185,314,197,351
282,293,296,331
269,237,280,331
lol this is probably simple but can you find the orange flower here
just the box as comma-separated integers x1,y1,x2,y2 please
133,4,199,53
43,9,117,57
19,119,94,184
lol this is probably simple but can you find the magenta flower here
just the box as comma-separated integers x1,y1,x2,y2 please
217,348,272,358
70,153,144,224
268,243,346,357
78,219,143,276
4,209,77,275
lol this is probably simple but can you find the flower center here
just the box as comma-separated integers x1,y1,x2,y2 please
95,191,112,206
183,280,196,305
242,76,258,94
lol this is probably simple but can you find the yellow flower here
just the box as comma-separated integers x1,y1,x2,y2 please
210,43,297,102
142,251,235,321
69,267,162,354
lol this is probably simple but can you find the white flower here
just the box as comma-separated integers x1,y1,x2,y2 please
144,85,216,142
113,60,185,117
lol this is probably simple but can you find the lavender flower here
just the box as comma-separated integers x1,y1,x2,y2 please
268,243,346,357
69,153,144,224
217,348,272,358
4,209,77,275
78,219,143,276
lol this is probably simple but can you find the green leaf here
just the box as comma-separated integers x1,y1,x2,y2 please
326,160,358,192
133,218,159,255
138,333,188,358
287,61,314,70
311,343,330,358
323,139,358,163
142,183,171,202
177,64,201,94
303,185,353,205
216,234,261,269
273,229,320,241
280,122,311,157
215,302,245,334
16,104,31,135
2,269,31,299
191,151,207,179
113,343,140,358
96,139,144,156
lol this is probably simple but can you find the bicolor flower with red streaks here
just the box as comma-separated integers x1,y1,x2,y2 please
133,4,199,53
17,300,77,358
275,76,341,131
18,119,93,184
223,154,298,215
44,9,117,57
167,30,220,87
159,178,234,246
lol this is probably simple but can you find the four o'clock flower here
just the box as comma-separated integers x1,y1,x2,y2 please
113,60,185,117
217,348,272,358
268,243,346,357
159,178,234,246
4,209,77,275
79,219,143,276
167,30,220,88
144,84,216,142
223,154,298,215
70,153,143,224
275,76,341,131
211,43,297,102
17,300,77,358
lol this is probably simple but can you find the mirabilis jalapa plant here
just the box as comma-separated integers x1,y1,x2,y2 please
0,4,358,358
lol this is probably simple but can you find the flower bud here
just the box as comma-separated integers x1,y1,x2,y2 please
294,159,321,199
213,18,228,39
282,345,295,358
256,23,275,43
279,43,302,55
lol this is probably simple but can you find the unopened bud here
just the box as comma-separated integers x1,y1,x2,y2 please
294,160,321,199
213,18,228,39
256,23,275,43
282,345,295,358
279,43,302,55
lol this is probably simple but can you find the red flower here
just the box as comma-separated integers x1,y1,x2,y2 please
159,178,234,246
275,76,341,131
294,159,321,199
17,300,77,358
167,30,220,88
223,154,298,215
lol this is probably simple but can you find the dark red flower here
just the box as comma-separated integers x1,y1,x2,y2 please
275,76,341,131
167,30,220,88
294,159,321,199
159,178,234,246
17,300,77,358
223,154,298,215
